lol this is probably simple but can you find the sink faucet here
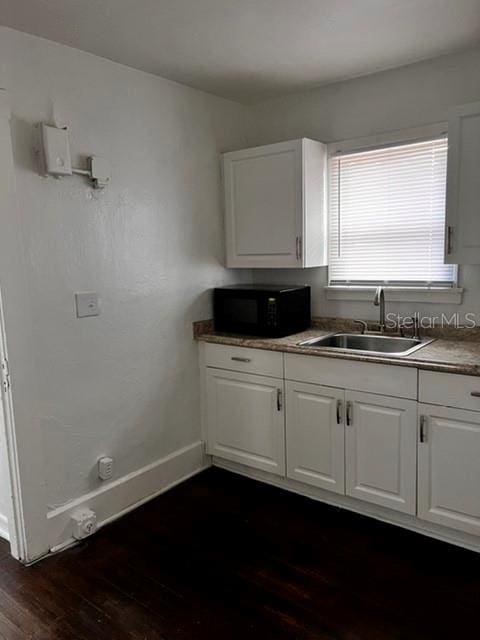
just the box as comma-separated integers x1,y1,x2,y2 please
374,286,386,333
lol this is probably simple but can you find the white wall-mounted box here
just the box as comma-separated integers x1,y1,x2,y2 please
41,124,72,177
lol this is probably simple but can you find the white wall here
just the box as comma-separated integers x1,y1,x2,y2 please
247,48,480,322
0,26,248,534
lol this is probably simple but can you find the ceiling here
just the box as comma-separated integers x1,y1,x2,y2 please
1,0,480,103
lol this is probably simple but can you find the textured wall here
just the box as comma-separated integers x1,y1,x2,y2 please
0,26,248,510
247,48,480,322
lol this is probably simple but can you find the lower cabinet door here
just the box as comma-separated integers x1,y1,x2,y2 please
206,368,285,475
345,391,417,514
418,404,480,536
286,381,345,493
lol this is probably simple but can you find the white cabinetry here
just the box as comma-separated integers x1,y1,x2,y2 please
445,101,480,264
345,391,417,514
205,368,285,475
286,381,345,494
223,138,326,268
201,343,480,548
286,381,417,513
418,369,480,535
418,405,480,536
284,352,418,513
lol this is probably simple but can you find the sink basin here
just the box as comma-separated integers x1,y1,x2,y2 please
298,333,434,357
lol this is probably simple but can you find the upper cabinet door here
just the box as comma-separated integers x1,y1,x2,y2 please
345,391,417,515
223,139,327,268
445,101,480,264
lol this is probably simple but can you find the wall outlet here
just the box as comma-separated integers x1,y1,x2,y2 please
71,508,97,539
75,292,99,318
98,456,114,481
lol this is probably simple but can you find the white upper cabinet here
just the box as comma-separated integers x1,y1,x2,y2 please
445,101,480,264
223,138,327,268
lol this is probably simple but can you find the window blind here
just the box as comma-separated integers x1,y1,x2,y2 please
328,137,456,286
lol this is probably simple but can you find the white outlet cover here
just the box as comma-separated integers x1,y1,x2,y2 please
75,292,99,318
98,456,114,481
71,507,97,540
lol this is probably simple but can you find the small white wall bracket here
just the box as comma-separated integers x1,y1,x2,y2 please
39,123,111,189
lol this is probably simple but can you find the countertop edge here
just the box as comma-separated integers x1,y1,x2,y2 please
195,333,480,377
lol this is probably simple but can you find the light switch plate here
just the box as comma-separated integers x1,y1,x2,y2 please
75,292,99,318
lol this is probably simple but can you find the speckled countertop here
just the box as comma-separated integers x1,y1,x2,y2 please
194,318,480,377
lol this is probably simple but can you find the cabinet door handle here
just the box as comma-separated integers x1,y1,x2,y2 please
346,401,353,426
298,236,302,260
295,236,302,261
446,225,453,255
336,399,343,424
277,388,283,411
471,391,480,397
419,415,428,443
231,356,251,363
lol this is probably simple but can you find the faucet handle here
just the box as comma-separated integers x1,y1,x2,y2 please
401,316,420,340
353,320,368,334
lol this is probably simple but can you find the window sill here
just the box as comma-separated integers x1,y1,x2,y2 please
325,286,463,304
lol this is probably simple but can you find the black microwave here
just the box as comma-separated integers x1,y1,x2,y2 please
214,285,311,338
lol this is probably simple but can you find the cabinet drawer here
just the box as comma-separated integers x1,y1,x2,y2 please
204,343,283,378
419,370,480,411
285,354,417,399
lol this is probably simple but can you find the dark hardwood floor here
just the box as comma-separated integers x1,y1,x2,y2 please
0,467,479,639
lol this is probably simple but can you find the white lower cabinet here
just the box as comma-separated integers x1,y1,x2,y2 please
345,391,417,514
286,381,345,494
202,344,480,548
205,368,285,475
418,404,480,536
285,383,417,512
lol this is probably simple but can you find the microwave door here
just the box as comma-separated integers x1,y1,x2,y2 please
226,297,258,324
220,296,260,334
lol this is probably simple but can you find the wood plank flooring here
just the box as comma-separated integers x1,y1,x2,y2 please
0,467,479,639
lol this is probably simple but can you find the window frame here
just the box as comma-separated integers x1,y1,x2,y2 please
326,123,461,303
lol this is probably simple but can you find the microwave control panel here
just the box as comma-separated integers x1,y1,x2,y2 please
266,297,277,327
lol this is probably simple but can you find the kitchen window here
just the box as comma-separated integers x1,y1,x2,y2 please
327,131,458,300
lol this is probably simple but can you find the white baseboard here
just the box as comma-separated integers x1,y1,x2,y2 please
48,441,210,552
213,458,480,554
0,513,9,541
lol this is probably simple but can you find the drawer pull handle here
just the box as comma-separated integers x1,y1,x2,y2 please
231,357,251,363
471,392,480,398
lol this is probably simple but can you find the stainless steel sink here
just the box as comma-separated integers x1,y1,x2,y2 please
298,333,434,357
